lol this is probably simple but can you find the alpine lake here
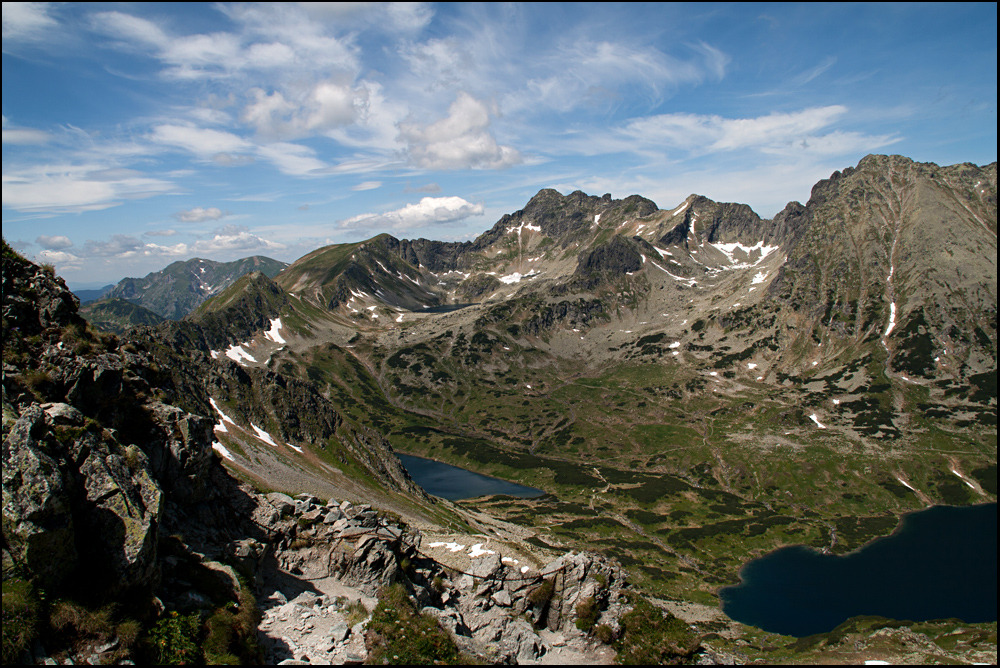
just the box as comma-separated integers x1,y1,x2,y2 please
399,452,995,638
719,502,997,637
396,452,546,501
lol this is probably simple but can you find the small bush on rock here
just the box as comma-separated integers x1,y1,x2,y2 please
575,595,600,633
614,597,699,665
365,584,463,665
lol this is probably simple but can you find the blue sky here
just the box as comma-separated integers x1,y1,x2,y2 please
2,2,996,287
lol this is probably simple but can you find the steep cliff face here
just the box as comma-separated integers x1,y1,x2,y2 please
2,244,222,598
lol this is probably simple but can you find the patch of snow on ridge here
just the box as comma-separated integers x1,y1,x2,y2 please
468,543,496,558
896,477,916,491
396,314,404,323
264,318,286,344
210,350,219,359
212,442,235,461
710,241,780,268
210,398,236,424
594,213,601,224
507,222,542,236
429,542,465,553
672,201,689,217
250,423,279,447
225,345,256,364
751,271,768,285
809,414,826,429
499,270,540,284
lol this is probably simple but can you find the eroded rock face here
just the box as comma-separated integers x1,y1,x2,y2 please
2,402,163,595
2,405,77,589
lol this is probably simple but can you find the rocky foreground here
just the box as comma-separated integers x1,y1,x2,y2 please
247,491,629,664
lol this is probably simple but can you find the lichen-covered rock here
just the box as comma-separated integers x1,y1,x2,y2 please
1,404,78,589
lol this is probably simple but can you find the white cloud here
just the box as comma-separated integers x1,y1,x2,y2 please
35,234,73,250
2,2,58,41
242,81,367,140
189,224,286,253
2,164,175,213
2,115,52,144
614,106,899,157
149,124,251,157
144,229,177,237
792,56,838,86
83,234,153,258
339,196,485,231
211,153,255,166
351,181,382,191
94,5,362,80
173,207,225,223
36,249,81,266
255,142,327,175
404,182,441,194
399,93,521,170
1,128,52,144
504,39,729,114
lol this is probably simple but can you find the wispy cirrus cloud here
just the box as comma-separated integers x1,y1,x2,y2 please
558,106,900,160
2,2,58,43
2,163,176,213
2,116,52,144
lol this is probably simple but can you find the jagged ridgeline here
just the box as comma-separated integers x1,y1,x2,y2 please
86,255,288,322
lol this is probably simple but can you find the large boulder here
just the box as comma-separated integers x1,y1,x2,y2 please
2,405,78,589
2,402,164,596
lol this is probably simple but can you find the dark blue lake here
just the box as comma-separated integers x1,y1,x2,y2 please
719,503,997,637
397,453,546,501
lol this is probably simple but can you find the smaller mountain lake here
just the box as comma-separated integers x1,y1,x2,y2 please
396,453,546,501
719,503,997,637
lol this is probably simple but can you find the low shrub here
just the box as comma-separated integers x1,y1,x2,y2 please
144,611,200,665
345,599,368,625
49,600,115,639
594,623,615,644
527,578,554,607
2,579,39,664
614,597,699,665
575,596,600,633
364,584,463,665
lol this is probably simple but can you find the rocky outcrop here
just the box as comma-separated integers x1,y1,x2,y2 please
2,402,163,596
257,493,629,664
575,235,644,277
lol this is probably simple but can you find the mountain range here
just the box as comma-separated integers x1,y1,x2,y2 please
3,154,996,665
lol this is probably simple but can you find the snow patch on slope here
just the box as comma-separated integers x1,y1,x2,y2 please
264,318,286,344
225,345,256,364
251,423,279,447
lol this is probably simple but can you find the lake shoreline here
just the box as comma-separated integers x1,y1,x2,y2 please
718,502,997,637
